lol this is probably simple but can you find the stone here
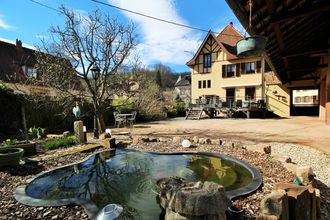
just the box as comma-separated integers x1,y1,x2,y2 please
198,138,206,144
260,190,289,220
211,139,222,145
132,137,143,144
62,131,70,138
159,137,170,142
73,121,84,143
205,138,211,144
173,136,182,143
192,136,199,143
296,166,314,184
157,177,231,219
274,183,311,220
272,155,292,164
149,137,158,142
104,132,111,138
247,143,271,154
102,138,116,149
141,137,150,142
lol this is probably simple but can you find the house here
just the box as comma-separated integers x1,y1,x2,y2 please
186,22,289,117
0,39,37,82
0,39,81,96
174,74,191,104
225,0,329,125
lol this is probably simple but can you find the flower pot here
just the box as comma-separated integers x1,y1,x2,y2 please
236,36,267,58
0,148,24,166
226,206,244,220
10,141,36,156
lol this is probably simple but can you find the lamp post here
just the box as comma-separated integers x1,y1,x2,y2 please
90,64,100,139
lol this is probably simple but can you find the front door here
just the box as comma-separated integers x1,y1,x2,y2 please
226,88,235,108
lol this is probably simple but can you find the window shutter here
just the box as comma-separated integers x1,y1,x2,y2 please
241,62,245,74
236,63,240,77
256,61,261,73
222,65,226,78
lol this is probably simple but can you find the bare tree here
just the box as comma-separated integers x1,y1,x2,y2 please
35,6,136,136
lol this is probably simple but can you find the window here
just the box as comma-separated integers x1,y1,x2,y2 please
245,87,255,100
207,80,211,88
202,80,206,88
295,97,301,103
303,96,310,103
245,62,255,74
222,64,236,78
198,81,202,89
203,53,211,68
26,67,37,78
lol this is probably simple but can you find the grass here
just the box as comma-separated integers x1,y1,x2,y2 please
45,136,77,151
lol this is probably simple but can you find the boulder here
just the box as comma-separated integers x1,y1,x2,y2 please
260,190,289,220
157,177,231,219
62,131,70,138
247,143,271,154
198,138,206,144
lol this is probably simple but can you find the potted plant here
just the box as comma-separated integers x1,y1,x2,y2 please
0,147,24,166
226,200,244,220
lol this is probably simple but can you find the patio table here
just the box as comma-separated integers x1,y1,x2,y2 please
117,113,133,126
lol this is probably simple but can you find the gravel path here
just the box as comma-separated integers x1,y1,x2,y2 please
271,143,330,186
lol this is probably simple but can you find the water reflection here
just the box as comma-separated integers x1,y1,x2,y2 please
26,149,252,218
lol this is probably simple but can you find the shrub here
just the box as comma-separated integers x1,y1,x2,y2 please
45,136,76,151
25,126,46,140
1,139,17,147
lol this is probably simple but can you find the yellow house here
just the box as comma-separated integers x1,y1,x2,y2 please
186,23,290,117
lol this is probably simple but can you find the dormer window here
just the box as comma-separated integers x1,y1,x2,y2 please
203,53,211,68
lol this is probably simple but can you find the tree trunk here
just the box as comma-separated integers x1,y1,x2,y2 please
21,104,28,141
97,112,105,133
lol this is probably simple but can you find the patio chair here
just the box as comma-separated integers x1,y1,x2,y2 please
113,111,125,128
127,111,137,126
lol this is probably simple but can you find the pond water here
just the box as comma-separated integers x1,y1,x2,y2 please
26,148,254,219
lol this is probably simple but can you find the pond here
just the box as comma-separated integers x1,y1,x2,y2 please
19,148,262,219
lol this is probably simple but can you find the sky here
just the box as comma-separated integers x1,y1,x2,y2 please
0,0,243,73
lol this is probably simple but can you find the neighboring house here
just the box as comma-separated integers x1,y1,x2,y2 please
0,39,37,82
174,74,191,104
0,39,81,96
186,23,290,117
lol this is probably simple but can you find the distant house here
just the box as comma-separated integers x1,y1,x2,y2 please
174,74,191,104
0,39,38,82
0,39,81,96
186,23,291,117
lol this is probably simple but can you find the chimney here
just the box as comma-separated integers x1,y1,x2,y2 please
229,22,233,26
15,39,22,48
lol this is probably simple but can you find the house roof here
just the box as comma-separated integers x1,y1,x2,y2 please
174,74,191,87
0,39,36,81
186,23,244,67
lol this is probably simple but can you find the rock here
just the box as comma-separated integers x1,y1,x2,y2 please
272,155,292,164
260,190,289,220
157,177,231,219
205,138,211,144
247,143,271,154
104,132,111,138
149,138,158,142
102,138,116,149
211,139,222,145
51,215,59,220
274,183,311,220
73,121,85,143
43,211,51,217
192,136,199,143
132,137,143,144
173,136,182,143
198,138,206,144
296,166,314,184
62,131,70,138
159,137,170,142
141,137,150,142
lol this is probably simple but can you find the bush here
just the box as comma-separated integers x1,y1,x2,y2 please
45,136,76,151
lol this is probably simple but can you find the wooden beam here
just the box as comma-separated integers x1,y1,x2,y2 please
286,64,328,73
270,2,330,24
282,48,330,58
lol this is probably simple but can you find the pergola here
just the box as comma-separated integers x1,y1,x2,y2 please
226,0,330,124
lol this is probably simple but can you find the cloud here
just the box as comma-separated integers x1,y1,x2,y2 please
108,0,202,67
0,15,13,30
